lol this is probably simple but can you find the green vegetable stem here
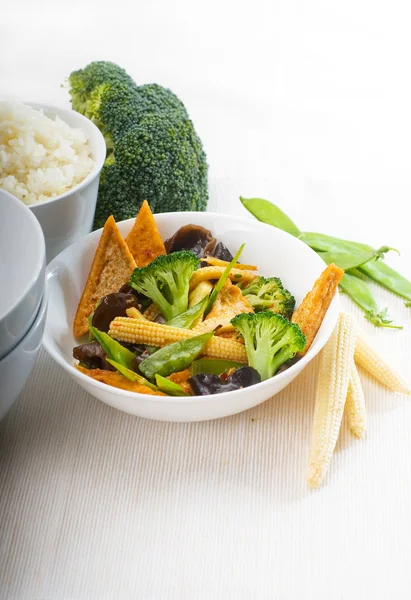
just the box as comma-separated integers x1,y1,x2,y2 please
89,324,136,369
190,358,244,376
106,360,159,390
205,244,245,316
139,332,214,380
155,374,190,396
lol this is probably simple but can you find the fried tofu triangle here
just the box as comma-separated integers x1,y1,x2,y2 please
292,263,344,354
76,366,167,395
125,200,166,267
73,216,137,338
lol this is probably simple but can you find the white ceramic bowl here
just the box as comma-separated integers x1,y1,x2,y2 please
43,212,339,422
0,281,48,419
0,190,46,360
26,103,106,263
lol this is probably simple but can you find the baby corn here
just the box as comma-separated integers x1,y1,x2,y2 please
143,303,161,321
203,256,258,271
345,363,366,439
355,326,411,395
189,266,257,290
307,312,356,488
126,307,146,319
192,316,235,335
109,317,248,363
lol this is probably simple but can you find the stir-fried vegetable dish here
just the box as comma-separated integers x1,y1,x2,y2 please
73,201,342,397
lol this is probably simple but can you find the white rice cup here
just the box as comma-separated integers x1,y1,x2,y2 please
27,103,106,263
0,190,46,360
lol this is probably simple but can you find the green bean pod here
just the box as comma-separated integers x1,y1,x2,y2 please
155,374,190,396
339,273,401,329
139,332,214,380
318,249,376,271
167,296,208,329
299,232,374,254
240,197,301,237
89,324,136,370
359,260,411,301
106,360,159,391
190,358,244,376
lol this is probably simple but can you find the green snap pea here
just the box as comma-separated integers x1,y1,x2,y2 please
319,246,396,271
240,197,301,237
205,244,245,316
190,358,244,376
155,374,190,396
106,359,159,391
240,196,406,328
299,232,374,254
167,296,208,329
139,332,214,380
89,324,136,370
339,273,401,329
319,249,376,271
359,260,411,302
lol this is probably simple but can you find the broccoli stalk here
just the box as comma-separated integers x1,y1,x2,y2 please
129,251,199,321
241,276,295,318
231,312,306,380
68,61,208,229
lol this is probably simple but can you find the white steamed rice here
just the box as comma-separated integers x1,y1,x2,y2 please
0,101,94,205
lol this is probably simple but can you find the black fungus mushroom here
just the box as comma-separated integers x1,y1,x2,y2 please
91,293,138,332
117,284,152,312
209,241,234,262
188,366,261,395
164,224,216,258
73,341,115,371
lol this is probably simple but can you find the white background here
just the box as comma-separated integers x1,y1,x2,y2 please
2,1,411,598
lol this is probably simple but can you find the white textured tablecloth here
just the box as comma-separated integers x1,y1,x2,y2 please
3,1,411,597
2,182,411,599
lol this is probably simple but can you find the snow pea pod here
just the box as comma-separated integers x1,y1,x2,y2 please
359,260,411,302
190,358,244,376
300,232,374,254
240,196,404,327
155,374,190,396
339,273,401,329
240,197,301,237
167,296,208,329
106,359,159,391
139,332,214,380
319,249,376,271
89,324,136,370
319,246,395,271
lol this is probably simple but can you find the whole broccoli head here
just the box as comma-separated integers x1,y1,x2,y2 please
242,276,295,318
68,61,208,229
231,312,306,380
129,250,200,321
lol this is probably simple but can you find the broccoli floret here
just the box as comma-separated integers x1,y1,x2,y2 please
129,251,199,321
242,276,295,318
231,312,306,381
68,61,208,229
69,61,135,117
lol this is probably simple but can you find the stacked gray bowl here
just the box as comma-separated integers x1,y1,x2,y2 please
0,190,47,418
